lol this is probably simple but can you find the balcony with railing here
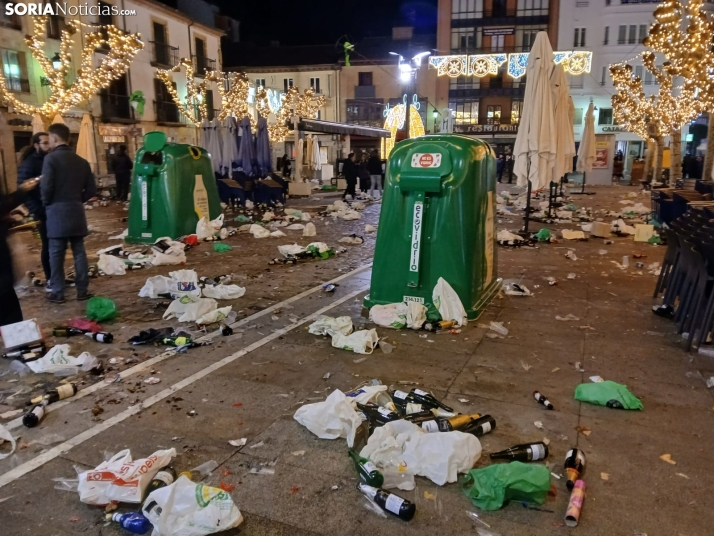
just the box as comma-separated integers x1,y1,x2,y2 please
450,45,531,55
5,77,30,93
192,55,216,77
100,93,136,122
155,100,187,125
150,41,180,68
0,14,22,30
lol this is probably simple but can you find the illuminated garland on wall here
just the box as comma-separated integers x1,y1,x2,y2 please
205,71,251,122
156,58,208,126
429,51,592,79
255,85,325,143
0,15,143,117
381,103,424,156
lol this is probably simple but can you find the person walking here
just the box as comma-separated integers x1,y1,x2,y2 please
367,150,383,199
612,151,624,183
358,154,371,195
506,154,514,184
1,178,40,326
17,131,51,287
113,144,133,202
280,154,291,178
342,153,358,201
496,153,505,183
42,123,97,304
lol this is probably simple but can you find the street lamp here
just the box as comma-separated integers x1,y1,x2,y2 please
51,53,62,71
389,51,431,141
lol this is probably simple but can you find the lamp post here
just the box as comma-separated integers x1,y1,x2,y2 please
51,53,62,71
390,51,430,142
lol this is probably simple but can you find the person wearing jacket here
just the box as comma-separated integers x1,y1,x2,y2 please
113,144,133,201
367,150,383,199
496,153,505,183
17,131,51,286
358,154,371,194
42,123,97,304
342,153,358,200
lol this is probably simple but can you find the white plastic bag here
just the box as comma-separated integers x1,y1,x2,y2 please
196,217,213,240
196,305,232,325
78,448,176,505
432,277,468,327
302,222,316,237
331,329,379,354
143,475,242,536
270,230,286,238
360,420,481,486
406,302,427,330
262,211,275,222
169,269,201,299
307,242,330,253
151,251,187,266
201,285,245,300
0,423,16,460
26,345,94,374
98,254,126,276
339,235,364,245
249,224,271,238
278,244,306,257
369,303,408,329
294,389,363,447
164,297,217,323
139,276,174,298
301,212,312,221
286,223,305,230
308,315,353,337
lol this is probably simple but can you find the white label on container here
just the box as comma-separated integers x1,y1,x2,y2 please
531,444,545,461
403,295,425,304
411,153,442,168
33,405,45,419
385,494,405,515
481,422,492,434
393,390,408,400
409,201,423,273
153,471,175,486
414,389,428,396
359,484,377,500
406,403,422,414
141,232,152,238
141,181,148,221
57,384,75,400
378,407,392,417
193,174,209,219
363,461,378,473
421,420,439,433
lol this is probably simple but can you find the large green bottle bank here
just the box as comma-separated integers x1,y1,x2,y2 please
364,135,500,319
126,131,222,243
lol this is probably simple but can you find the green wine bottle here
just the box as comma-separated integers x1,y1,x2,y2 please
348,449,384,487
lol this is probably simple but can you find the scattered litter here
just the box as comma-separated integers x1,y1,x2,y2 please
551,368,560,373
463,463,551,511
0,409,23,419
143,377,161,385
353,357,367,364
676,473,689,479
520,360,532,371
249,441,265,449
534,421,544,429
458,398,470,403
565,250,578,261
248,467,275,475
589,376,604,383
323,372,331,380
575,381,643,410
555,314,580,321
302,222,316,236
601,473,609,481
659,454,676,465
706,377,714,389
561,230,586,240
228,438,247,447
503,282,532,296
294,390,362,447
567,273,576,279
291,450,306,456
365,224,377,233
575,426,591,437
489,322,508,336
0,424,17,460
331,484,340,491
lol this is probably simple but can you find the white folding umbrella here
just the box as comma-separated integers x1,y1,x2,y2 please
576,102,596,173
51,113,65,125
31,113,46,134
550,64,576,183
208,118,223,174
200,118,211,149
513,32,557,192
221,116,239,177
312,136,322,171
76,113,98,172
296,138,304,180
306,135,314,170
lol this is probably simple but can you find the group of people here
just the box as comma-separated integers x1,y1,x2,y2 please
496,153,515,184
1,123,97,327
342,150,384,201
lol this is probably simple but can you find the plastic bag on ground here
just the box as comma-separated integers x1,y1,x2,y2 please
307,242,330,253
433,277,468,327
293,389,363,447
462,461,551,511
497,230,524,244
360,420,481,486
574,380,643,410
270,230,286,238
278,244,306,257
250,224,271,238
143,475,243,536
301,212,312,221
196,217,213,240
262,211,275,222
0,423,16,460
77,448,176,505
196,305,232,325
164,297,217,323
308,315,353,337
406,302,427,329
169,269,201,299
365,224,377,233
86,296,118,322
369,303,408,329
98,254,126,276
331,329,379,354
339,235,364,245
139,276,174,298
201,284,245,300
286,223,305,230
26,345,97,373
151,250,187,266
303,222,316,237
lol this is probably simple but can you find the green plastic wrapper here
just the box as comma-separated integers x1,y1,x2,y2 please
535,228,551,242
574,380,643,410
214,243,232,253
462,462,551,511
235,214,251,223
86,296,118,322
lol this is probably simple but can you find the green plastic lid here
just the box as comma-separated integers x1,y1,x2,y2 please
144,131,167,153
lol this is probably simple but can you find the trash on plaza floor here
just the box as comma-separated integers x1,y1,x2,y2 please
98,253,126,275
358,483,416,521
278,243,306,257
302,222,316,236
561,230,586,240
249,224,271,238
535,228,551,242
143,377,161,385
555,314,580,321
365,224,377,233
86,297,118,322
369,302,427,330
0,424,17,459
332,329,379,354
308,316,353,337
228,438,247,447
565,480,586,527
534,391,554,410
294,389,363,447
213,243,232,253
128,327,174,345
489,442,549,462
565,449,586,489
26,345,97,374
286,223,305,230
574,380,643,410
142,475,243,535
201,284,246,300
163,297,218,322
489,322,508,336
433,277,468,327
502,281,532,296
565,250,578,261
462,462,551,511
139,275,173,299
195,214,225,241
496,230,524,245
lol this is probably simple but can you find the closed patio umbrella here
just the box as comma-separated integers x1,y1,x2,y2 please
76,113,98,173
311,136,321,171
32,113,46,134
550,64,575,184
255,114,272,177
574,102,597,194
221,116,239,177
236,116,256,176
51,113,65,125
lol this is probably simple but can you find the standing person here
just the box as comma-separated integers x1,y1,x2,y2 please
281,154,291,178
42,123,97,304
612,151,624,183
113,144,133,202
358,154,371,196
496,153,505,183
1,178,40,326
367,150,383,199
682,152,695,179
506,154,514,184
342,153,358,201
17,132,51,287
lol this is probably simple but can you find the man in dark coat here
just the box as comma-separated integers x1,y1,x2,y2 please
342,153,358,201
113,144,133,201
17,131,51,285
42,123,97,303
496,153,505,183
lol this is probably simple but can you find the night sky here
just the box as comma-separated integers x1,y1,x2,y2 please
215,0,438,46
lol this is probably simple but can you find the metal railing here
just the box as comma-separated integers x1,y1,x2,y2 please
5,77,30,93
483,8,516,17
192,55,216,76
100,93,135,120
450,45,531,55
155,100,188,124
150,41,180,68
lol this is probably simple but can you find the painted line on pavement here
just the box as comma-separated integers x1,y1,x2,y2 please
3,263,371,432
0,285,369,489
